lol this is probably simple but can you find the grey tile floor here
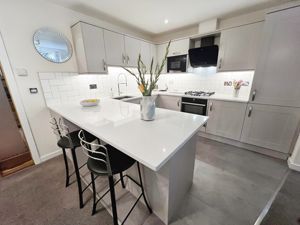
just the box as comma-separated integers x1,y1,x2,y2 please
89,137,289,225
0,137,289,225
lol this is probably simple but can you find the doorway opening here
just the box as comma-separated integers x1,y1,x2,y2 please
0,63,34,176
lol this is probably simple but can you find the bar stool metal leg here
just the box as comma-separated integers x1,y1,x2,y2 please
91,172,97,215
137,162,152,213
71,147,84,209
120,172,126,189
108,175,119,225
61,148,70,187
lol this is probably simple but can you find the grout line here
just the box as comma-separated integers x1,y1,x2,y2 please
254,169,291,225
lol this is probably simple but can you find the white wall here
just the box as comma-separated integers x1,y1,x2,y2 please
0,0,152,161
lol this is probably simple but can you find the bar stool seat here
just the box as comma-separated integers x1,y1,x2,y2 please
87,145,135,175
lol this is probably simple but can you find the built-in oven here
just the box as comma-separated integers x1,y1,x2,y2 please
167,54,187,73
181,97,208,116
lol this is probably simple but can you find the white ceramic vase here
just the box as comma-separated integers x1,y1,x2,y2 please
140,96,155,121
233,89,240,97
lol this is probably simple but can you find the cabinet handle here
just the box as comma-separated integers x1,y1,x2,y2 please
103,59,107,71
218,58,222,69
122,54,126,64
126,55,129,64
251,90,256,101
209,102,213,111
177,100,180,107
248,106,253,117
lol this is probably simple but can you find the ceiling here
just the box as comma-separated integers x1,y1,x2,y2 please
47,0,290,35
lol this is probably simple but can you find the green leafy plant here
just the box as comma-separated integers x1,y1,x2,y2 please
122,41,171,96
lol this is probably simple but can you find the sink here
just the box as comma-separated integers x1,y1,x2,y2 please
113,95,135,100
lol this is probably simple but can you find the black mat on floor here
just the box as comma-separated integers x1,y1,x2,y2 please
261,171,300,225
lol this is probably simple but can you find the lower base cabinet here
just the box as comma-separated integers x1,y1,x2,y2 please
206,100,247,141
241,104,300,153
156,95,181,111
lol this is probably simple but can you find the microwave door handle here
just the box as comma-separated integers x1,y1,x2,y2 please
181,102,206,107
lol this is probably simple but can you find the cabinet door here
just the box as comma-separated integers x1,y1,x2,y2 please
250,7,300,107
218,22,263,71
206,100,247,140
156,43,168,73
241,104,300,153
156,95,181,111
140,41,151,69
150,44,157,67
168,38,190,56
124,36,141,67
104,30,126,66
81,23,107,73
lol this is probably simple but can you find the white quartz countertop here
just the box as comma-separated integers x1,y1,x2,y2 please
120,91,249,103
48,99,208,171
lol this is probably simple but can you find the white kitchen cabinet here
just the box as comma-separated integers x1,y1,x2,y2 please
168,38,190,56
206,100,247,141
124,36,141,67
250,6,300,107
156,95,181,111
156,43,168,73
71,22,107,73
241,104,300,153
218,22,263,71
104,30,126,66
150,43,157,68
140,41,151,68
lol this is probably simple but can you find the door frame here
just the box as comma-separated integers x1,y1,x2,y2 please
0,32,40,164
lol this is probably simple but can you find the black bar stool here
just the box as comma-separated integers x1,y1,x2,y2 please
78,130,152,225
50,117,96,209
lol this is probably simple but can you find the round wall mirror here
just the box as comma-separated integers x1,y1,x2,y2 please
33,28,72,63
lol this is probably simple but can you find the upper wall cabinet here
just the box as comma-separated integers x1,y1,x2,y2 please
168,38,190,56
104,30,126,66
124,36,141,67
71,22,107,74
250,6,300,107
156,43,168,73
217,22,263,71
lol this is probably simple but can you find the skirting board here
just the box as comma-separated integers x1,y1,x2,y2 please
198,132,289,160
288,158,300,172
40,149,62,162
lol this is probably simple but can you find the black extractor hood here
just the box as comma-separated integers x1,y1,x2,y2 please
189,36,219,67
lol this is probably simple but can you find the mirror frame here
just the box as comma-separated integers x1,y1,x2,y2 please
33,27,73,64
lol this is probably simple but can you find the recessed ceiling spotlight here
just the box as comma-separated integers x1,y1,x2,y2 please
164,19,169,24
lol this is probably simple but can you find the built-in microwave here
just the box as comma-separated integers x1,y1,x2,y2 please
167,54,187,73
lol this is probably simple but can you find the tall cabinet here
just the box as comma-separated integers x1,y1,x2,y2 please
241,6,300,154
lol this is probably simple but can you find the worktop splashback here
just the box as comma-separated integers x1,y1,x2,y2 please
39,67,253,105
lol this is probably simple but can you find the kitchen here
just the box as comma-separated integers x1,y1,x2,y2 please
0,0,300,225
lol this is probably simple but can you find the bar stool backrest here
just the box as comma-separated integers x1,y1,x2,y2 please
49,117,62,138
78,130,112,175
50,117,74,148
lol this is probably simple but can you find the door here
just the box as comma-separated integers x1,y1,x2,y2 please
206,100,247,140
241,104,300,153
140,41,151,69
168,38,189,56
156,95,181,111
250,6,300,107
218,22,263,71
124,36,141,67
104,30,126,66
81,23,107,73
0,70,33,176
157,43,168,73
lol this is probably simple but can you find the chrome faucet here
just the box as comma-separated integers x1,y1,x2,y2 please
117,73,127,96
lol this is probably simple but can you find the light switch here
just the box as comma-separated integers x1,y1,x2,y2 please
15,68,28,76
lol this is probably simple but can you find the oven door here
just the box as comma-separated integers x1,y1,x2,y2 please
181,102,207,115
167,55,187,73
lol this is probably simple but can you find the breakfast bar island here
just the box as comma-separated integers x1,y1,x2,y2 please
48,98,208,224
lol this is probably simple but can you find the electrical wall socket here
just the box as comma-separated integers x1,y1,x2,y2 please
89,84,97,89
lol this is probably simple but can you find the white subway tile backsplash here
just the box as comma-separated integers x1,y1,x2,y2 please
38,68,254,105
